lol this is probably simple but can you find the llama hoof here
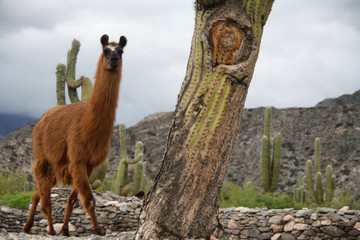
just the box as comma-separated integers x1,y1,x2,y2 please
49,229,56,236
94,229,105,236
61,227,70,236
23,224,32,234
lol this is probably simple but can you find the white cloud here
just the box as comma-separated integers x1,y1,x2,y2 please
0,0,359,126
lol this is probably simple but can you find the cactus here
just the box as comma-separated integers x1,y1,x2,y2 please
89,159,109,190
56,39,93,105
294,171,306,204
306,137,336,205
113,124,145,196
261,107,282,193
325,165,336,203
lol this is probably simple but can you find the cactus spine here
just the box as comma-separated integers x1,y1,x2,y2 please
306,137,336,205
114,124,145,196
261,107,282,193
56,39,93,105
89,159,108,190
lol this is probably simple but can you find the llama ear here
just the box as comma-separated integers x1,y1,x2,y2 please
119,36,127,48
101,34,109,47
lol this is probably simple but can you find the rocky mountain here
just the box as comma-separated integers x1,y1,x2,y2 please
1,90,359,198
316,89,360,108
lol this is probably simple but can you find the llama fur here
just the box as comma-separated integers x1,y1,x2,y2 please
23,34,127,236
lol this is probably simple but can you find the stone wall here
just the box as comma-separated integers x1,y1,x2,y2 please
1,188,360,239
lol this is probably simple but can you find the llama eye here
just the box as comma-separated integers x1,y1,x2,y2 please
103,49,110,56
117,49,123,55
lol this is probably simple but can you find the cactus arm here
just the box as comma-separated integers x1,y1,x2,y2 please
261,135,270,192
65,39,81,103
133,161,144,195
315,171,323,204
80,76,93,103
114,159,129,195
325,165,336,203
89,159,108,190
314,138,321,174
269,133,281,192
56,63,66,105
91,180,102,189
299,186,305,204
306,160,317,203
119,124,129,160
122,183,134,196
264,107,271,158
125,153,143,164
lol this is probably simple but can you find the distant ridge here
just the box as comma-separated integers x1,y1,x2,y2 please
0,113,36,137
1,89,360,197
316,89,360,108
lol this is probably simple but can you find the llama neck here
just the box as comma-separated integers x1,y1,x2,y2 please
81,58,122,152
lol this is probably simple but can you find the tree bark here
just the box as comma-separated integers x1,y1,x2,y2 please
136,0,274,239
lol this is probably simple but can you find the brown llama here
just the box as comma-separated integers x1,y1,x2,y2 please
23,34,127,236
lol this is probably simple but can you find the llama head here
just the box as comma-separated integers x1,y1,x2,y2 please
100,34,127,71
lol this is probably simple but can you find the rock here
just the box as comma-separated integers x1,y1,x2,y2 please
320,226,346,237
271,233,281,240
339,206,349,212
258,232,273,239
284,221,295,232
354,222,360,231
310,213,319,221
317,207,337,213
241,227,260,238
228,219,239,230
270,224,283,233
320,219,332,225
294,223,309,231
268,215,282,225
282,214,294,222
281,232,296,240
295,209,313,217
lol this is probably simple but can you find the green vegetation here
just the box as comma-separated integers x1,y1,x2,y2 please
220,181,360,210
0,170,34,210
221,181,293,209
261,107,282,193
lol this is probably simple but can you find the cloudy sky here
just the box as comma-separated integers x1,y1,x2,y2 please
0,0,359,127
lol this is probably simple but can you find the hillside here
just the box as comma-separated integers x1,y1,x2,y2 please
0,90,359,197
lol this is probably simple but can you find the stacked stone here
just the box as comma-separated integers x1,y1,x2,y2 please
27,188,142,236
1,188,360,239
0,206,27,233
219,206,360,239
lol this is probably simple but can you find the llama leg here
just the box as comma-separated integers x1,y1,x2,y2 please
61,189,78,236
72,164,102,235
23,189,40,233
39,185,56,235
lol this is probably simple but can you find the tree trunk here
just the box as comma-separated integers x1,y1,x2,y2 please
136,0,274,239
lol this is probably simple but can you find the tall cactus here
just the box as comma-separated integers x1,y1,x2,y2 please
114,124,145,196
306,137,336,205
89,159,109,190
261,107,282,193
56,39,93,105
294,171,306,204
